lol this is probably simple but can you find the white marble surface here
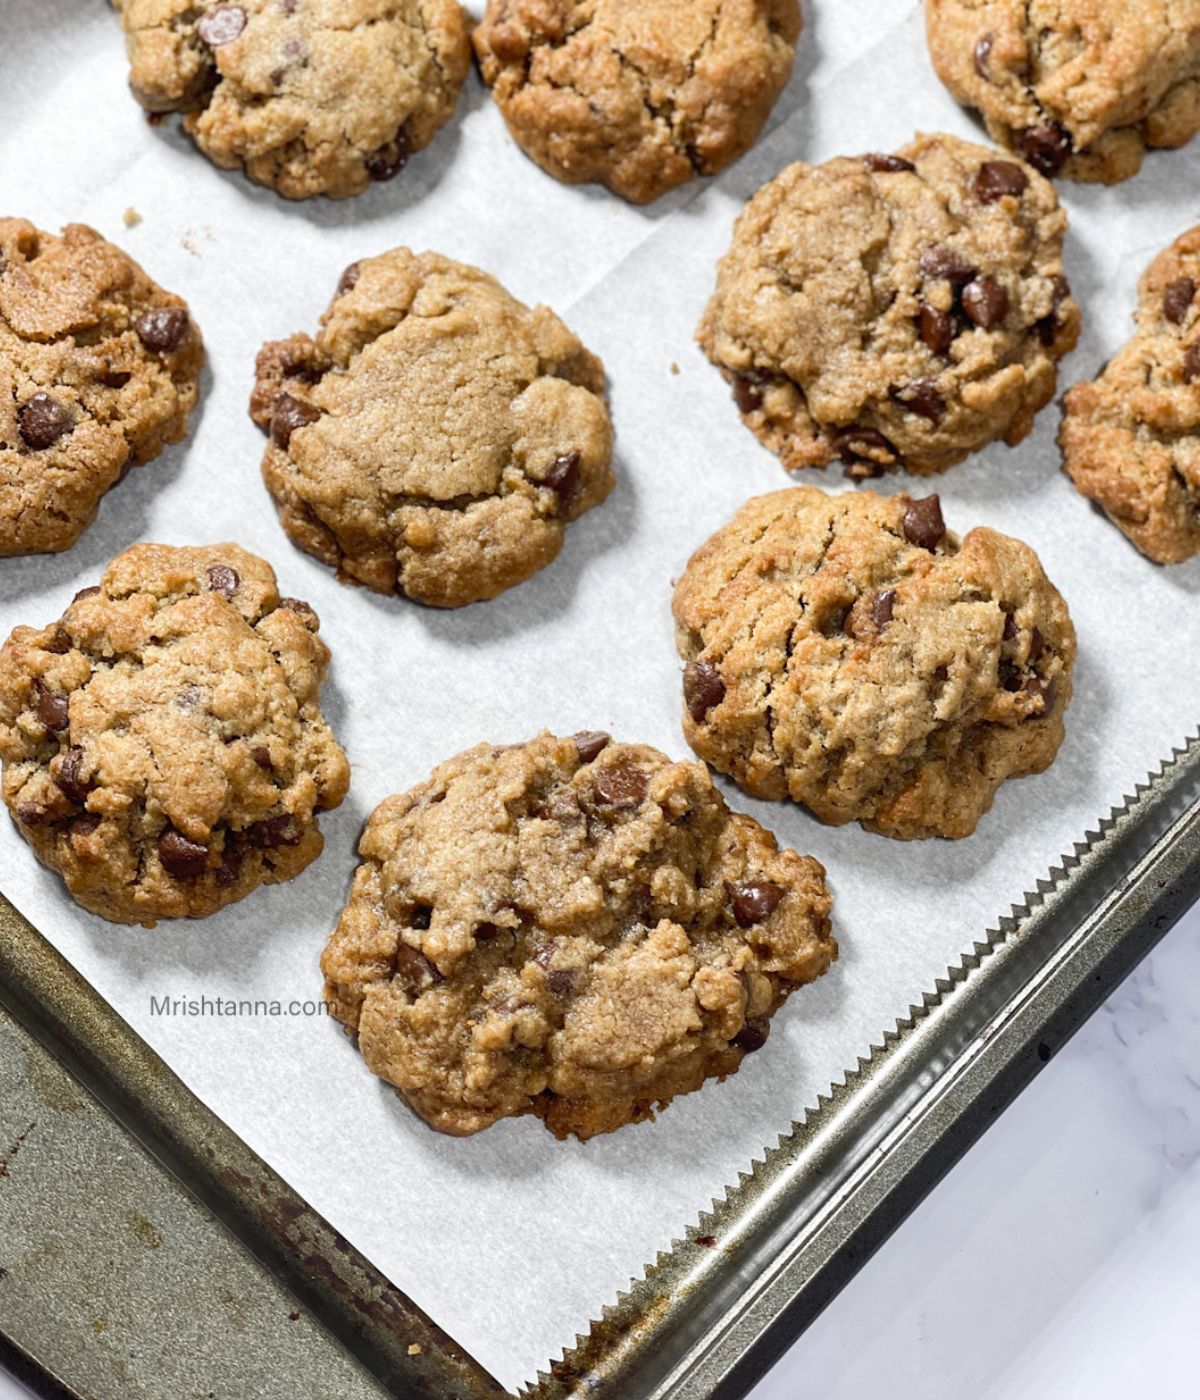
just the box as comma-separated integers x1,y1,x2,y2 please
3,901,1196,1398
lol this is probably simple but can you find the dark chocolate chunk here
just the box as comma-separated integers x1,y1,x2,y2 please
572,731,610,763
919,303,955,356
159,828,209,879
863,153,915,173
683,660,726,722
1018,123,1072,176
18,393,73,450
55,747,91,804
889,378,945,422
392,943,440,991
134,306,189,353
726,879,785,928
366,125,412,181
732,374,764,414
919,246,978,285
901,494,945,550
34,680,69,733
961,276,1009,329
592,761,647,810
338,262,361,295
544,450,581,505
1164,278,1196,326
974,160,1028,203
872,589,896,628
732,1018,770,1054
206,564,239,599
270,393,320,449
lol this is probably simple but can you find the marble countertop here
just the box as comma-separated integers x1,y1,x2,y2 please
2,901,1196,1400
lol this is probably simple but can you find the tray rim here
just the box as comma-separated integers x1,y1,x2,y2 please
2,727,1198,1400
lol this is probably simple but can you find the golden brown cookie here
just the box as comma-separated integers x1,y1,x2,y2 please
116,0,470,199
925,0,1200,184
0,543,350,926
473,0,802,204
250,249,615,608
672,487,1075,840
321,732,835,1139
0,219,203,557
1061,226,1200,563
698,133,1079,478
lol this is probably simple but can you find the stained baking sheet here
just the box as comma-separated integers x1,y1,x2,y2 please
3,1,1200,1390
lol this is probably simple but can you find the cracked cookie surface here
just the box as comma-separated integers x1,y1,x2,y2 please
699,132,1078,478
320,731,835,1139
116,0,470,199
250,248,614,608
0,543,350,925
472,0,802,204
672,487,1075,840
926,0,1200,185
1061,226,1200,563
0,219,203,557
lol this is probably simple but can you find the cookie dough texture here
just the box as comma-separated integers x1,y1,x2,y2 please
0,219,203,557
673,488,1075,840
115,0,470,199
473,0,802,204
321,732,835,1139
698,132,1079,477
1061,227,1200,563
0,544,350,925
926,0,1200,185
250,249,614,608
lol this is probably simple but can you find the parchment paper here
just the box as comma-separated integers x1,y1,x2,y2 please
3,2,1199,1388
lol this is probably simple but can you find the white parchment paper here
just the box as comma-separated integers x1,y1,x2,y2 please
3,1,1200,1388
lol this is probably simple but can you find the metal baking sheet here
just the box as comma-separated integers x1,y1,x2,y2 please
3,1,1200,1395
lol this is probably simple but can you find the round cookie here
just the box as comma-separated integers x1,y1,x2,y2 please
1061,226,1200,564
672,488,1075,840
0,543,350,926
0,219,203,557
320,731,835,1139
472,0,802,204
698,132,1079,478
116,0,470,199
250,249,615,608
925,0,1200,185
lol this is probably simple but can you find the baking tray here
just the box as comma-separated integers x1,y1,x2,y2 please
3,726,1199,1400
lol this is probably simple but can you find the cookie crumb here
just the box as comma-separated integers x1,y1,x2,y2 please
123,207,142,228
407,1344,422,1356
669,361,679,375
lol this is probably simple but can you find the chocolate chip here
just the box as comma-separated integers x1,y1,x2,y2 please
1184,343,1200,383
366,125,412,181
99,370,131,389
55,747,91,804
196,5,246,46
592,761,647,810
726,879,786,928
337,262,361,295
918,304,955,356
1029,627,1046,661
18,393,73,450
974,160,1028,203
962,276,1009,330
547,970,574,998
159,828,208,879
999,659,1023,691
246,814,299,847
919,246,978,285
1002,610,1017,641
16,805,46,828
46,626,72,655
1018,123,1072,176
1025,675,1056,711
683,660,726,722
832,426,900,468
134,306,189,353
409,903,433,930
215,847,243,887
1165,278,1197,326
901,495,946,550
73,585,100,602
863,153,915,173
544,450,581,505
974,33,993,77
474,922,500,941
732,1018,770,1054
732,374,764,414
540,789,583,824
392,943,439,991
572,730,610,763
206,564,239,599
34,680,69,733
69,812,102,840
278,597,314,616
270,393,320,449
872,589,896,628
889,378,945,423
251,746,273,770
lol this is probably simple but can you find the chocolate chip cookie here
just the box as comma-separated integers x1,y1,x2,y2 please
320,731,835,1139
473,0,802,204
0,544,349,925
0,219,203,557
926,0,1200,184
672,488,1075,840
250,249,614,608
1061,227,1200,563
698,132,1079,478
116,0,470,199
